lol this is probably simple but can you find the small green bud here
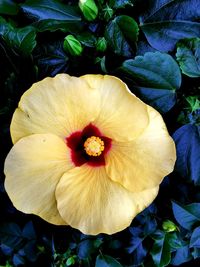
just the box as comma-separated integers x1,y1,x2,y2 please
96,37,107,52
63,35,83,56
186,96,200,113
66,256,75,266
79,0,98,21
162,220,178,232
102,4,114,21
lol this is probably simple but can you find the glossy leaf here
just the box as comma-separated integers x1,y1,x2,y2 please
35,41,69,77
173,124,200,185
192,248,200,259
168,233,184,249
190,226,200,248
77,32,97,47
0,223,23,248
109,0,134,9
140,0,200,52
119,51,181,112
77,239,102,259
13,254,25,266
22,221,36,240
151,230,171,267
0,16,12,34
0,0,19,15
3,26,37,56
171,245,192,266
20,0,82,32
128,227,144,253
95,254,123,267
127,228,147,266
105,15,139,57
172,201,200,230
176,38,200,77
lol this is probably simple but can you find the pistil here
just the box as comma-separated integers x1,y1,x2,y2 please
84,136,104,156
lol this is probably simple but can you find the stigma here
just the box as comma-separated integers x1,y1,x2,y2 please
84,136,104,156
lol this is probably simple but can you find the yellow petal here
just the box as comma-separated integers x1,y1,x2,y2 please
4,134,74,225
11,74,100,143
12,74,149,144
81,75,149,141
106,106,176,192
55,165,159,235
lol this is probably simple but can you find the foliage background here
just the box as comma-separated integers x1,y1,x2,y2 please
0,0,200,266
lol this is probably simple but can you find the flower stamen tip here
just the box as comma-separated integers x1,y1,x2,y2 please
84,136,104,156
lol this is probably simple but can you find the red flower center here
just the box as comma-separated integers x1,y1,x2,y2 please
66,123,112,167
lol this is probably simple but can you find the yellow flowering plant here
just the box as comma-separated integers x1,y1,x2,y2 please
4,74,176,235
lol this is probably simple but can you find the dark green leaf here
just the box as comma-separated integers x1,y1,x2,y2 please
0,0,19,15
0,16,12,35
78,239,98,259
95,254,123,267
190,226,200,248
119,51,181,112
13,253,25,266
172,201,200,230
22,221,36,240
23,240,38,262
3,26,37,56
0,223,22,248
192,248,200,259
35,41,69,77
186,96,200,113
0,244,13,256
109,0,134,9
171,245,192,266
140,0,200,52
77,32,97,47
105,15,139,57
151,230,171,267
20,0,82,32
168,233,184,249
176,38,200,78
128,227,144,253
172,124,200,185
127,230,147,267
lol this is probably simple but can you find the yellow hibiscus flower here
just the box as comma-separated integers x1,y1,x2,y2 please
4,74,176,235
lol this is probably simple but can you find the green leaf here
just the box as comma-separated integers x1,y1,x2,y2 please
172,201,200,230
77,32,97,47
22,221,36,240
109,0,134,9
171,245,192,266
0,223,23,248
150,230,171,267
167,233,184,249
0,16,12,34
173,124,200,185
20,0,82,32
77,239,100,259
3,26,37,57
13,254,25,266
186,96,200,113
176,38,200,78
140,0,200,52
192,248,200,259
0,0,19,15
119,52,181,112
34,40,69,77
190,226,200,248
105,15,139,57
95,254,123,267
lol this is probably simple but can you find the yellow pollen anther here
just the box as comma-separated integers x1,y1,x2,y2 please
84,136,104,156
